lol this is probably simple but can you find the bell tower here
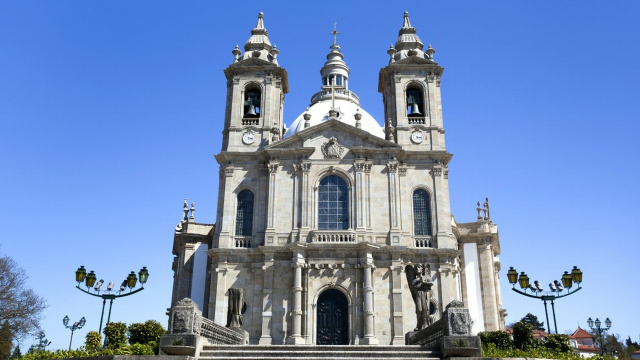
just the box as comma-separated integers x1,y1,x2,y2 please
378,12,445,150
222,12,289,152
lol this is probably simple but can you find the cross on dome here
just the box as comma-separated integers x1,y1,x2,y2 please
330,22,340,51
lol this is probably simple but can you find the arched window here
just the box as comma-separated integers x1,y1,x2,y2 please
235,190,254,236
413,189,432,236
244,88,261,118
318,175,349,230
406,86,424,117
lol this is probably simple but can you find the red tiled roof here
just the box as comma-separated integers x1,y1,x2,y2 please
571,327,594,339
633,350,640,354
577,345,599,353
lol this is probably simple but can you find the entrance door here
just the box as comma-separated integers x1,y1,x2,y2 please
316,289,349,345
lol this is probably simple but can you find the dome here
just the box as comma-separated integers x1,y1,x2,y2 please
284,25,385,140
285,99,385,139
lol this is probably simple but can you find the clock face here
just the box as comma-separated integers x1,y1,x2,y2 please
242,132,255,145
411,131,424,144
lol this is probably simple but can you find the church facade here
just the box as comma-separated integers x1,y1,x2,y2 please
170,12,506,346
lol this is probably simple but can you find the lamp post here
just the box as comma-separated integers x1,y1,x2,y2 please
62,315,86,351
588,317,611,355
74,265,149,334
506,266,583,334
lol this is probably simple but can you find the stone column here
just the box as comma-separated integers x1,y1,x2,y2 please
259,251,275,344
478,240,499,331
287,245,306,344
300,162,311,230
360,247,378,345
387,159,401,245
389,251,405,344
430,165,455,249
265,161,279,245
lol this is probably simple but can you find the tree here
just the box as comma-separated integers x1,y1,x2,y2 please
0,251,47,340
32,330,49,351
103,322,127,349
519,313,546,331
0,321,12,360
9,345,20,360
599,333,624,357
128,320,165,345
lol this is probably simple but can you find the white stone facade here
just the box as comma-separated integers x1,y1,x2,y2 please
170,12,506,346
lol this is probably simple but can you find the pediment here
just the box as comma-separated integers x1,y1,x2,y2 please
265,120,399,159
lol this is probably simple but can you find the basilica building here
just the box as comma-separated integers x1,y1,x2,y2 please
170,12,506,346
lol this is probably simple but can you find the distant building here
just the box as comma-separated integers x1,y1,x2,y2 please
631,350,640,359
569,327,599,358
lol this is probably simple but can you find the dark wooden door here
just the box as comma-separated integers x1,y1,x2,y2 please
316,289,349,345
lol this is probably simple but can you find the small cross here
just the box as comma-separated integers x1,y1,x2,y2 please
330,22,340,50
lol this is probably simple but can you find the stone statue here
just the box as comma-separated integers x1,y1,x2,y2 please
405,263,434,331
226,288,244,328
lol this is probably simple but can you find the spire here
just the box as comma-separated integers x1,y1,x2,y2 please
395,11,423,52
232,12,280,65
402,11,412,28
244,12,271,52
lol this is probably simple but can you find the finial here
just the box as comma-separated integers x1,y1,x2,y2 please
476,201,482,220
426,44,435,60
183,199,189,221
269,44,279,60
189,202,195,221
387,45,397,63
256,12,265,29
403,11,412,28
303,107,311,128
354,108,362,128
232,45,241,62
330,22,341,51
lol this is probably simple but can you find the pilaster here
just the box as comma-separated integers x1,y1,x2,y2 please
259,250,275,344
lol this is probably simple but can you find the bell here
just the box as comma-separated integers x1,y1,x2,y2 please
409,103,422,116
246,104,257,116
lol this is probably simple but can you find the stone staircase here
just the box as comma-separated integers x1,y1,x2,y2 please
199,344,441,360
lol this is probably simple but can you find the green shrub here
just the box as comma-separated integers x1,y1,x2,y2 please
84,331,102,351
512,320,534,350
103,322,127,349
127,343,154,355
479,330,514,350
128,320,165,345
545,333,572,353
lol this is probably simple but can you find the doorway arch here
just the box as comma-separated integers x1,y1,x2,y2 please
316,289,349,345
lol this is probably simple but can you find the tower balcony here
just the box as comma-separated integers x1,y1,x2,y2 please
310,89,360,106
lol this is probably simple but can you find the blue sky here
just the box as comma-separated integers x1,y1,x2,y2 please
1,1,638,349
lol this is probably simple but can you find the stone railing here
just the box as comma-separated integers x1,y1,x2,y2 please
233,236,252,248
408,117,426,125
414,237,433,248
200,317,244,345
406,301,481,357
242,118,259,126
160,298,242,357
310,89,360,105
309,230,356,243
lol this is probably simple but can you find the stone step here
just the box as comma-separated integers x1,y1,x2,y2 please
202,345,437,352
199,345,441,360
200,357,440,360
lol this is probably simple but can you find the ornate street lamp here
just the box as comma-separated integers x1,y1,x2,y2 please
74,265,149,334
62,315,86,350
588,316,612,355
507,266,583,334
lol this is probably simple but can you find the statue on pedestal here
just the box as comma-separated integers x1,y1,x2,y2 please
405,263,433,331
